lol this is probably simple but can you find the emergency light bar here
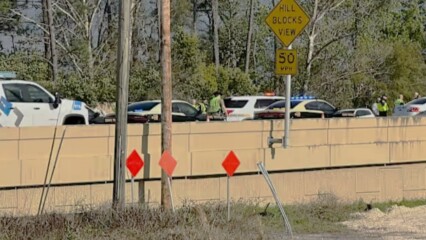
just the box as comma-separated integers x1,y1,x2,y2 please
0,71,17,80
291,96,315,100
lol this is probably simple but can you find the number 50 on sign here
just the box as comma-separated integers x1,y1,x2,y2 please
275,49,297,76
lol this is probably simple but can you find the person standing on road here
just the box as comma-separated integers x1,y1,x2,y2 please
377,95,389,117
413,92,421,100
394,94,405,106
191,99,197,108
192,99,206,113
372,97,381,116
207,92,228,121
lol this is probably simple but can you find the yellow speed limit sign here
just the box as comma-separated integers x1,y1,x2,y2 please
275,49,297,76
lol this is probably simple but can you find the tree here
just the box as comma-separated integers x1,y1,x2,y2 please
212,0,220,72
46,0,58,83
245,0,255,73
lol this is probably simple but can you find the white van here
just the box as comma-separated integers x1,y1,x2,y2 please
0,72,90,127
224,95,285,121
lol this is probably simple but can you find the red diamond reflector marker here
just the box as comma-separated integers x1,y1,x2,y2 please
222,151,240,177
126,149,144,177
159,150,177,177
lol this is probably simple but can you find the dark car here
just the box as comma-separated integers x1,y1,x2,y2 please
254,97,338,120
127,100,208,123
90,112,149,124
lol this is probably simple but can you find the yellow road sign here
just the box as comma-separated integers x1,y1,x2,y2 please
266,0,310,47
275,49,297,76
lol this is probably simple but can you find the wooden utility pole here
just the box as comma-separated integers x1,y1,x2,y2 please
46,0,58,83
160,0,173,210
212,0,220,73
113,0,132,210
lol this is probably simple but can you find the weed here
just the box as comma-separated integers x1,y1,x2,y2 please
369,198,426,212
1,196,426,239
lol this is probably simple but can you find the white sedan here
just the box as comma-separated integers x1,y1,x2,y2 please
333,108,376,118
393,97,426,117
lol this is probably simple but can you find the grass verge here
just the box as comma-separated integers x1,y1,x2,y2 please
1,195,426,239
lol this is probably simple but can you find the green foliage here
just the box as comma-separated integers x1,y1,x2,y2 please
0,52,51,90
217,66,258,96
384,41,426,103
172,28,257,101
0,1,11,14
1,0,425,108
381,0,426,47
57,72,115,105
218,0,250,69
129,62,162,102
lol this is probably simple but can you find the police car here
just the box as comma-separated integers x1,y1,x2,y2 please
0,72,90,127
253,96,338,119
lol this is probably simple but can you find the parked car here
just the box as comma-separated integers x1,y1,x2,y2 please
89,111,149,124
253,96,338,120
333,108,375,118
224,95,285,121
393,97,426,117
123,100,208,123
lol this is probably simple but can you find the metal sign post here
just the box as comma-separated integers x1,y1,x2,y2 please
227,176,230,221
126,150,144,206
167,176,175,212
257,162,293,238
131,177,135,204
159,150,177,212
265,0,310,149
222,151,241,222
284,45,292,148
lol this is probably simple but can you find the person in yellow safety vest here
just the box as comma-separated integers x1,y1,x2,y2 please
377,95,389,117
394,94,405,106
207,92,228,121
191,99,206,113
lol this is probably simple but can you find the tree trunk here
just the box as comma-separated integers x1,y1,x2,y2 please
192,0,197,33
160,0,173,210
41,0,51,61
83,0,94,80
157,0,162,63
271,0,280,94
46,0,58,83
131,0,141,63
245,0,255,73
304,0,319,95
212,0,220,73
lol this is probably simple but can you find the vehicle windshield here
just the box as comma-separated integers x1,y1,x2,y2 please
266,100,302,109
224,99,249,108
128,102,160,112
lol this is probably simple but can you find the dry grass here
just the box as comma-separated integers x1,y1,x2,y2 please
6,195,423,239
0,201,276,240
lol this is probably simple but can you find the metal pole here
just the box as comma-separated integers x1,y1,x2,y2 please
283,44,292,148
113,0,132,210
131,177,135,205
167,177,175,212
227,176,230,221
257,162,293,238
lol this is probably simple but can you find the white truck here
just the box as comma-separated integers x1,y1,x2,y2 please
0,72,91,127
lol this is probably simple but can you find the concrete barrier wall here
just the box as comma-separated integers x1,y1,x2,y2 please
1,117,426,215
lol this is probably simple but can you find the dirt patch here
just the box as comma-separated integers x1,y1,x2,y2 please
342,205,426,239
